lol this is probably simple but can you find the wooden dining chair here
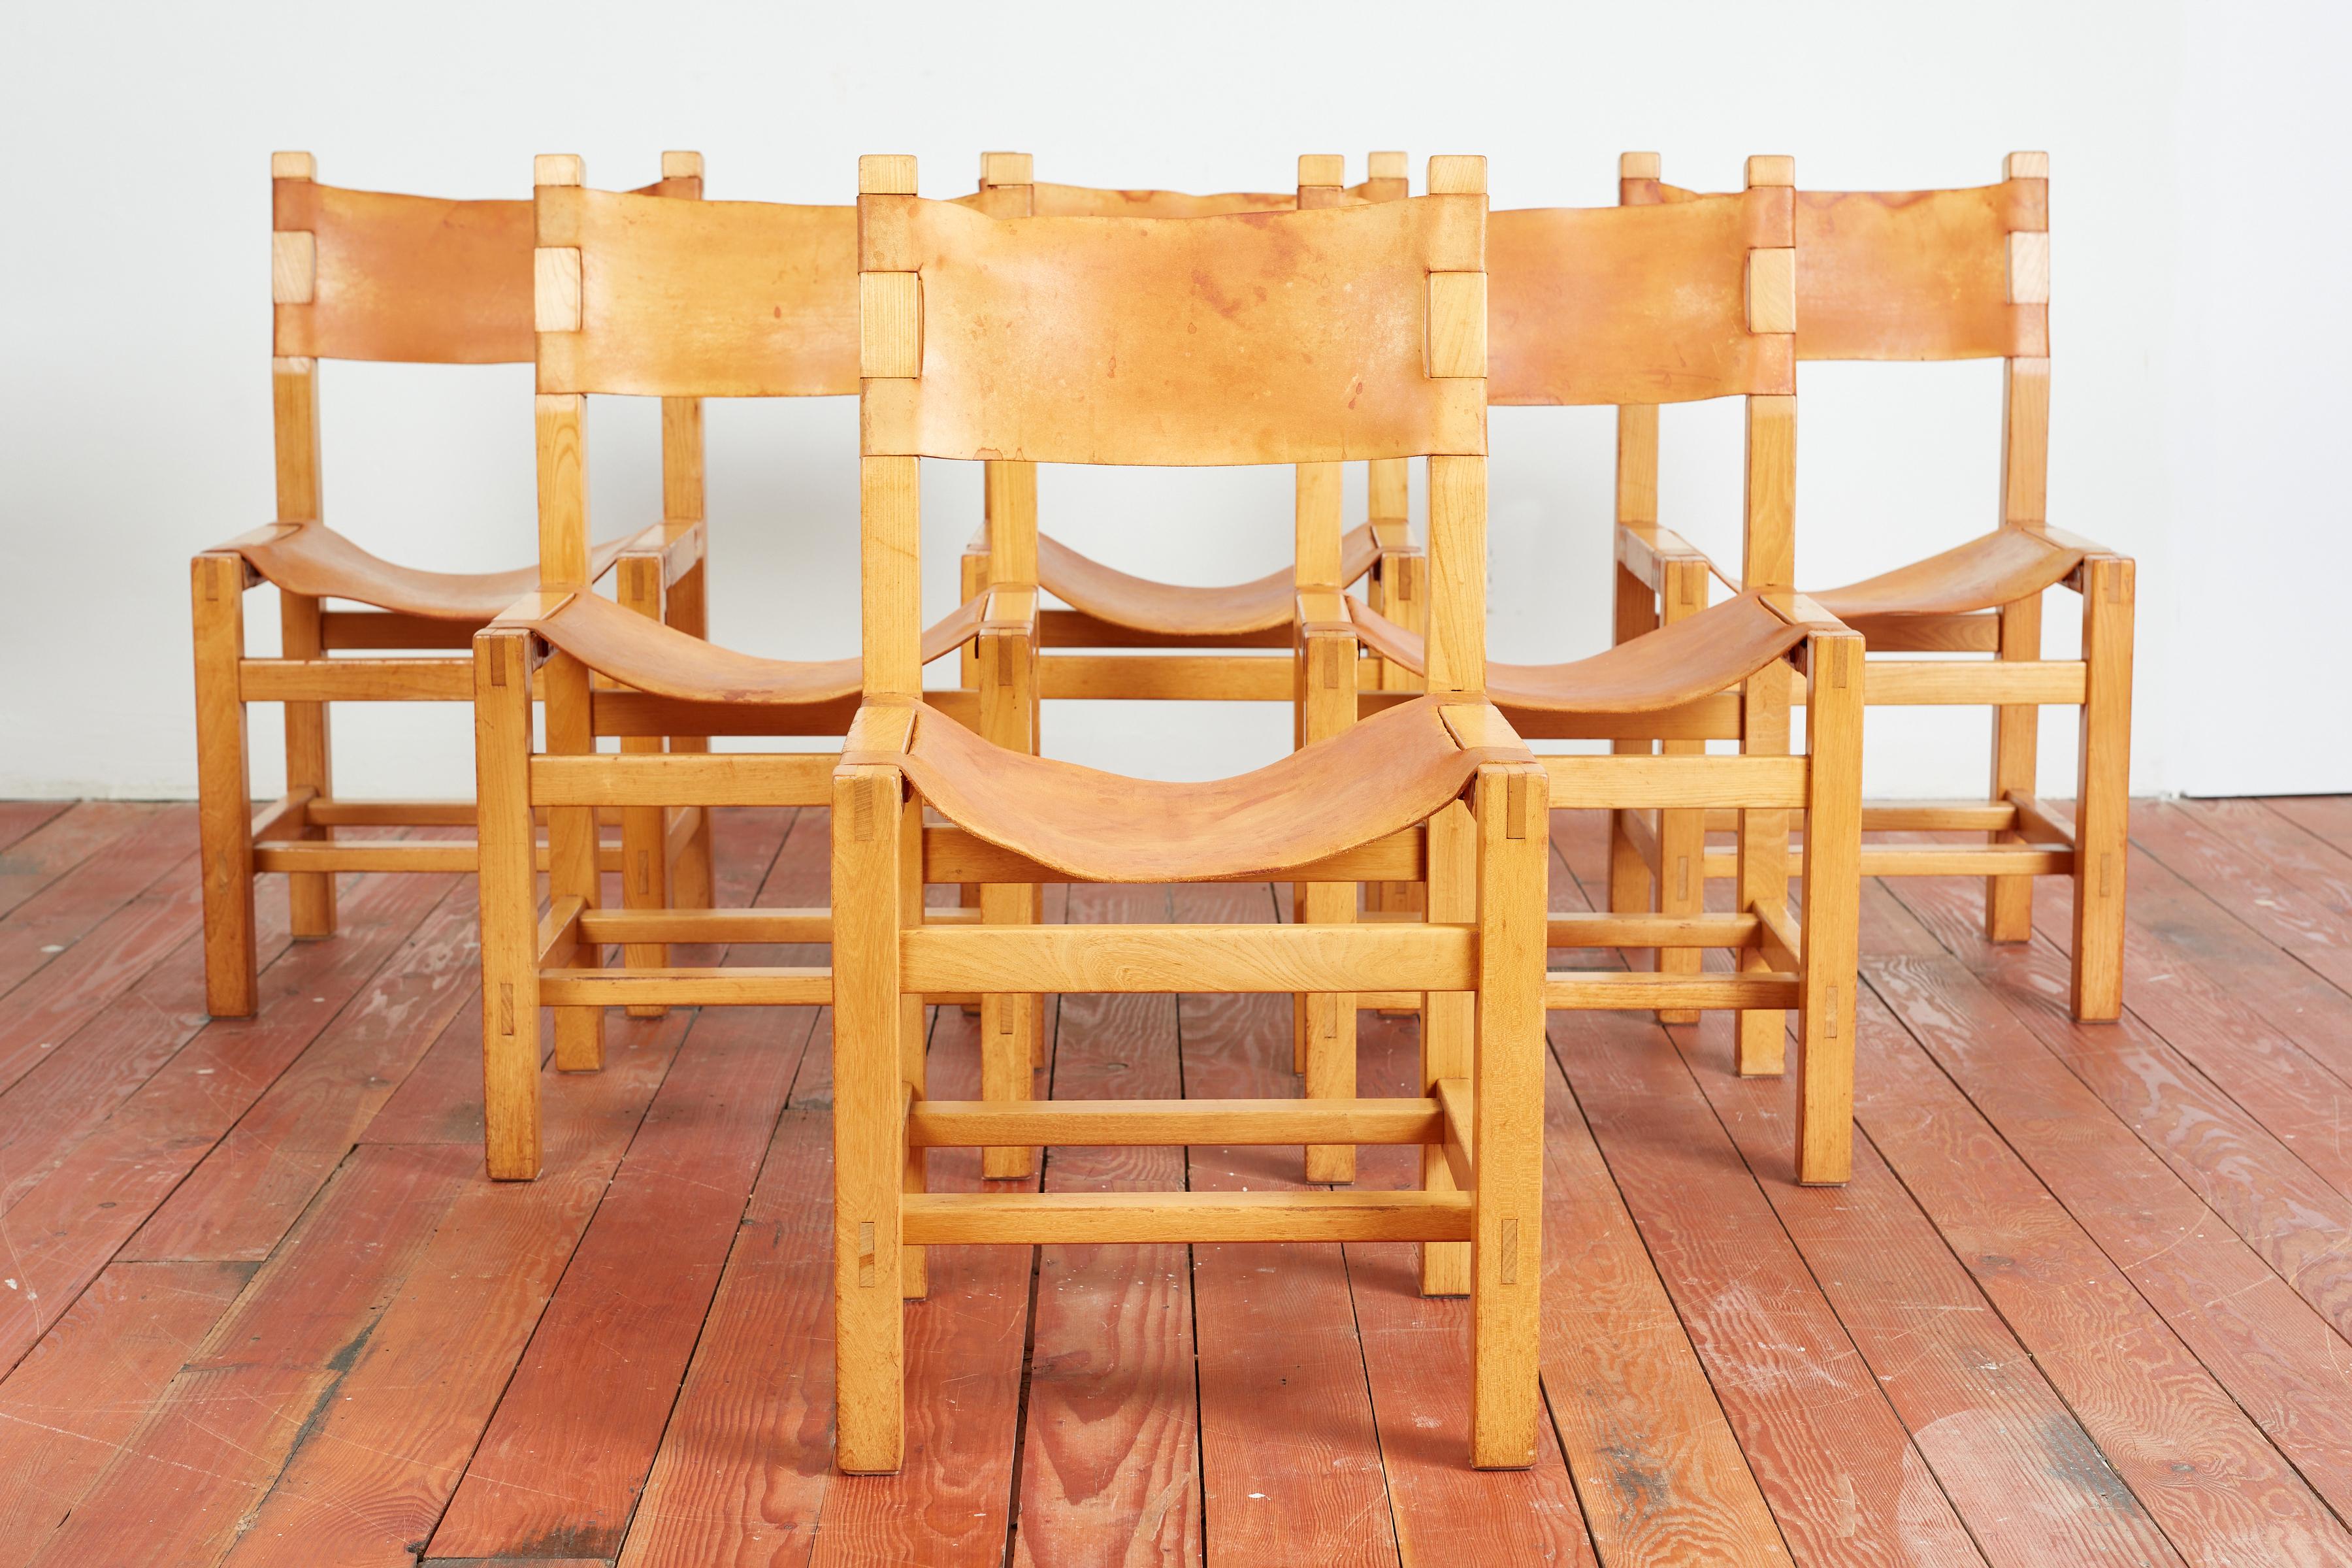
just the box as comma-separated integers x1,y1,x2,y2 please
956,152,1426,715
835,154,1550,1473
1341,157,1867,1190
1612,152,2132,1021
191,152,711,1019
470,156,1031,1182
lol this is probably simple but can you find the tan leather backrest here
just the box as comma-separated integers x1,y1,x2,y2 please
1488,189,1793,406
274,183,534,363
534,186,858,399
1024,182,1297,218
860,194,1485,466
1793,180,2048,361
274,173,700,365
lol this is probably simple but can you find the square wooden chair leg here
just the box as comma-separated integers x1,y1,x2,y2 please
193,553,259,1019
1471,762,1546,1469
1419,798,1475,1297
1296,613,1358,1184
977,615,1040,1179
1653,559,1709,1022
2070,556,2134,1021
1985,591,2044,942
664,555,717,913
278,588,338,939
615,553,671,1017
1736,659,1795,1077
1605,562,1658,925
1796,632,1864,1184
541,648,606,1072
834,762,910,1475
476,629,543,1180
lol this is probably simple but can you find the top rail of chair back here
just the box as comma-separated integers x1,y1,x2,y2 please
1489,188,1792,407
534,182,858,399
272,166,700,366
858,189,1486,468
1793,172,2048,363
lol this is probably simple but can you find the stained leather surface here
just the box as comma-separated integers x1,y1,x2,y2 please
1036,522,1382,635
1795,182,2048,362
864,196,1486,466
538,189,858,399
879,694,1527,884
525,589,987,704
274,176,696,365
1490,192,1793,407
232,521,631,619
275,186,534,364
1027,183,1298,218
1812,528,2083,619
1349,591,1808,713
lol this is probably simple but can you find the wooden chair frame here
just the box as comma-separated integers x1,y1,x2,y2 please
1341,155,1867,1188
1612,152,2132,1021
472,155,1030,1183
836,154,1550,1474
192,151,712,1019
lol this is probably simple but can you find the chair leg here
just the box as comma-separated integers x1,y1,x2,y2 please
1419,800,1475,1297
1298,621,1358,1184
1653,558,1708,1022
978,618,1039,1179
193,555,258,1019
1796,632,1864,1185
834,763,909,1474
542,650,605,1071
1471,763,1546,1469
1736,661,1795,1076
664,556,716,913
476,630,543,1180
2071,557,2134,1021
278,589,337,939
1986,593,2043,942
615,555,669,1016
1605,563,1658,924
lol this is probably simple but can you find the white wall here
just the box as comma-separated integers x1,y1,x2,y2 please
1,0,2342,800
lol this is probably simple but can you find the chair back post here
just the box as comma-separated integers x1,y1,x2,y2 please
658,151,709,534
858,154,927,700
975,152,1041,589
1292,154,1351,596
1610,152,1663,540
1423,155,1490,696
2000,150,2051,532
270,152,324,526
1361,152,1414,531
1740,154,1799,593
531,155,592,590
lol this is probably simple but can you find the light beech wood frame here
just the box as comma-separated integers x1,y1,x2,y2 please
192,151,712,1020
471,157,1033,1183
1612,151,2132,1022
1348,155,1865,1190
834,154,1550,1475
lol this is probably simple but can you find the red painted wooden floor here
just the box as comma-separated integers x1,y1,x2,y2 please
3,795,2352,1565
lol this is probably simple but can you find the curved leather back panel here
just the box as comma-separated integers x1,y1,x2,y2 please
864,195,1484,466
1028,182,1297,218
1489,191,1791,406
537,188,858,398
1795,182,2047,361
274,183,534,363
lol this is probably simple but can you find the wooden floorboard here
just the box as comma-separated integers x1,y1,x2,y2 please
8,801,2352,1565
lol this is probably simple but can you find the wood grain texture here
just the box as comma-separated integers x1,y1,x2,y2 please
22,1143,474,1567
1673,1022,2187,1567
1848,947,2352,1563
0,866,459,1374
224,1011,692,1568
1173,877,1400,1568
1012,882,1203,1568
0,805,193,996
426,998,806,1556
0,1258,252,1568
